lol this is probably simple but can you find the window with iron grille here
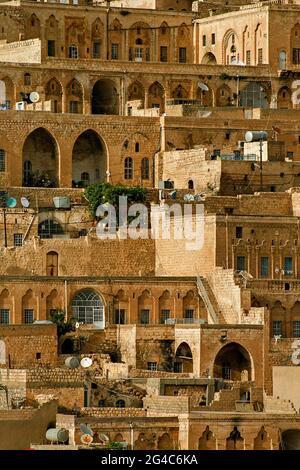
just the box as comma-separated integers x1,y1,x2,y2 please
141,157,150,180
179,47,186,63
293,321,300,337
0,149,5,172
246,50,251,65
140,309,150,324
24,309,34,324
160,46,168,62
14,233,23,247
258,48,263,64
93,41,100,58
68,44,78,58
184,309,194,321
272,320,282,336
147,362,157,371
111,43,119,60
0,309,9,324
160,309,170,324
124,157,133,179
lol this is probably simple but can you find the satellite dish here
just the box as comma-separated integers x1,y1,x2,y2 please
75,322,80,329
80,357,93,368
80,434,93,445
99,433,110,443
29,91,40,103
21,197,30,208
198,81,209,91
6,197,17,208
80,424,94,436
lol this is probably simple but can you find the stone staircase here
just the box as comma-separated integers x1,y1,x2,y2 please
197,276,222,324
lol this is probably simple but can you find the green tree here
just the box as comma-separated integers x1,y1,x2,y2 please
50,310,76,338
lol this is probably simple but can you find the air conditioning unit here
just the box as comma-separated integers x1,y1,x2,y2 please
15,101,25,110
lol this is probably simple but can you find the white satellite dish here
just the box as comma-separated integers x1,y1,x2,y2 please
99,433,110,443
198,81,209,91
80,357,93,368
80,434,93,445
75,322,80,329
29,91,40,103
21,197,30,208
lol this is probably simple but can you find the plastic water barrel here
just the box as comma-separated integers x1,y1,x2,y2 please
64,356,80,369
46,428,69,443
245,131,268,142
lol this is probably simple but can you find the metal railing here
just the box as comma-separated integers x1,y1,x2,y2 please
197,276,219,324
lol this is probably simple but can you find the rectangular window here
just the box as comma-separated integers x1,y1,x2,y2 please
287,151,294,159
237,256,245,272
260,256,269,277
293,321,300,337
179,47,186,63
246,50,251,65
111,43,119,60
284,256,293,276
0,149,5,172
14,233,23,247
140,309,150,324
93,41,100,58
236,226,243,239
69,101,79,113
47,40,55,57
114,309,125,324
135,47,143,61
211,33,215,45
160,309,170,324
258,48,263,64
184,309,194,320
272,320,282,336
160,46,168,62
147,362,157,371
202,35,206,46
24,309,34,324
0,309,9,324
293,48,300,65
174,362,183,373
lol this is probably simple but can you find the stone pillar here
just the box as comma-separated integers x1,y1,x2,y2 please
152,295,159,324
175,295,183,320
13,292,22,324
125,30,129,61
271,246,275,280
286,307,292,338
144,90,149,109
178,415,190,450
129,296,138,324
58,142,73,187
255,246,259,278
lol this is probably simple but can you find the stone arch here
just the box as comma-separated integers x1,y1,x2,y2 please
129,22,151,62
216,84,233,107
0,76,14,109
22,289,35,324
148,81,165,113
127,81,145,112
177,23,191,63
198,426,217,450
46,289,59,320
271,301,286,337
223,29,239,65
138,289,152,324
183,290,201,322
0,288,11,324
92,79,119,115
45,77,63,113
175,342,193,373
72,129,106,187
277,86,292,109
226,426,245,450
157,433,174,450
201,52,217,65
66,78,83,114
22,128,58,187
291,23,300,65
114,289,129,324
213,342,253,381
114,433,124,442
45,15,59,56
159,290,173,324
172,84,188,100
253,426,272,450
134,432,156,450
158,22,170,62
71,289,105,329
25,13,40,40
109,18,122,60
196,83,213,107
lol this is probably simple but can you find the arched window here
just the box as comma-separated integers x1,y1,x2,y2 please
124,157,133,179
141,157,150,180
116,399,125,408
0,149,5,172
38,219,64,239
71,289,105,328
136,38,143,45
81,172,90,186
46,251,58,276
24,73,31,86
23,160,32,185
68,44,78,59
188,179,194,190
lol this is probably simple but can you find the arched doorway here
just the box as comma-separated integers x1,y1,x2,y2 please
213,342,252,381
92,79,118,115
201,52,217,65
46,251,58,276
175,342,193,373
226,426,245,450
198,426,217,450
157,433,174,450
45,77,63,113
148,82,164,113
277,86,292,109
72,130,106,187
71,289,105,329
22,128,58,187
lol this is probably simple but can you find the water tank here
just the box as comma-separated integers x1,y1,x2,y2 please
245,131,268,142
53,196,70,209
46,428,69,443
64,356,80,369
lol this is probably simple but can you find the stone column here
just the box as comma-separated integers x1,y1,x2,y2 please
58,142,73,188
152,295,159,324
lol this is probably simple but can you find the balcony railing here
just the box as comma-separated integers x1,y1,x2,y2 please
244,279,300,292
164,318,206,325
